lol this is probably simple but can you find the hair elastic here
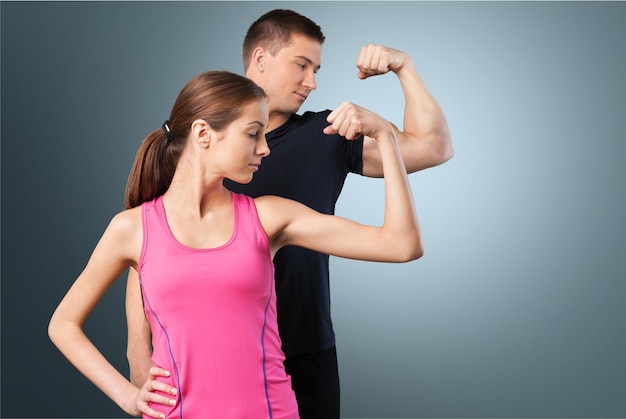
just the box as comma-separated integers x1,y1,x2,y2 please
162,121,175,143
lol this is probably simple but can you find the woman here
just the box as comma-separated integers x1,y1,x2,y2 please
48,70,422,419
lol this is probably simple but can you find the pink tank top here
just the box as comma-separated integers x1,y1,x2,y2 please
139,193,298,419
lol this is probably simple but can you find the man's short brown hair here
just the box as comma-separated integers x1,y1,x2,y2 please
243,9,325,71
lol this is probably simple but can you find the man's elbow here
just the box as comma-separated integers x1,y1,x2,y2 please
434,129,454,166
441,140,454,164
407,133,454,173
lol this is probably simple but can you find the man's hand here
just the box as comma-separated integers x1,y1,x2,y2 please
356,44,408,79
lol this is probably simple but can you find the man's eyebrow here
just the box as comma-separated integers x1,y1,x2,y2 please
248,121,267,128
296,55,321,70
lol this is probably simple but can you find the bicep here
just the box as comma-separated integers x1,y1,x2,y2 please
52,212,141,327
293,214,382,261
265,198,389,262
362,125,445,177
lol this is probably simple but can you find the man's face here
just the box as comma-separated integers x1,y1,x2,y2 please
261,33,322,115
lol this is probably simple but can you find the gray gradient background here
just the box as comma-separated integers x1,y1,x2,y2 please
2,1,625,418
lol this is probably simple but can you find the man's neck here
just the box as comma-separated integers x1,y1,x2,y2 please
267,111,291,133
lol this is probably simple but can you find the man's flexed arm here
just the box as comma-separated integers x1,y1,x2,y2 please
357,44,453,177
126,268,153,387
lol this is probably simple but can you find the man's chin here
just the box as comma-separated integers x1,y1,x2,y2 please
274,101,303,115
289,104,304,114
290,98,307,113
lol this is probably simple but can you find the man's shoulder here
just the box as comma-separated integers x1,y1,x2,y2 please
270,109,332,139
291,109,332,125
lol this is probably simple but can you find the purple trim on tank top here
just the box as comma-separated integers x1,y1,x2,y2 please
261,271,274,419
140,273,184,419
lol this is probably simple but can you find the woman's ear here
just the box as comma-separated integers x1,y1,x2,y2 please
191,119,213,148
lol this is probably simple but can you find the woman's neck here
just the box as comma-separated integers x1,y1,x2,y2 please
163,169,231,219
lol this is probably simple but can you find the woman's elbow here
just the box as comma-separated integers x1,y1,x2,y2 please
47,316,62,347
393,239,424,262
406,244,424,262
412,242,425,261
48,310,72,348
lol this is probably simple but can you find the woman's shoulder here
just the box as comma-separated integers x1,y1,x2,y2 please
253,195,289,231
253,195,309,230
253,195,291,211
107,206,143,236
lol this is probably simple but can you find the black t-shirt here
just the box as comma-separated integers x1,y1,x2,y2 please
224,110,363,356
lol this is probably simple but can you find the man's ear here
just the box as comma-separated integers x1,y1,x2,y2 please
251,47,266,72
191,119,214,148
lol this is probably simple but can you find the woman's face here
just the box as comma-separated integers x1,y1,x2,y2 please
213,99,270,184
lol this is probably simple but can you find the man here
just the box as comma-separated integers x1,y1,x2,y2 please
128,9,452,419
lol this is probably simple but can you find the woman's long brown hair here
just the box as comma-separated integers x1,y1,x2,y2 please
124,71,266,209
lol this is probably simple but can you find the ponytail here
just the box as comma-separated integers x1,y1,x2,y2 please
123,127,184,209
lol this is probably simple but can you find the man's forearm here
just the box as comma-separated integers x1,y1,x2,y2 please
128,336,153,387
